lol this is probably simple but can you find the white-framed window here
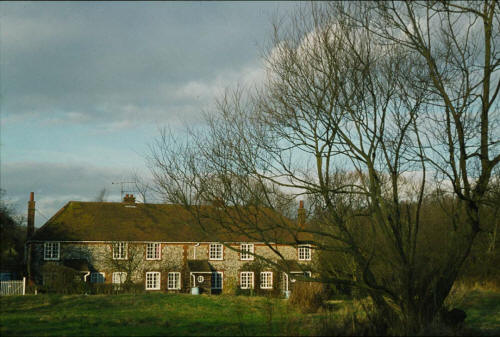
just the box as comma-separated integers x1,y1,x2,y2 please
240,271,254,289
209,243,223,260
168,272,181,290
146,272,161,290
146,242,161,260
211,272,223,290
90,272,105,284
113,242,127,260
240,243,254,261
44,242,60,260
298,244,311,261
260,271,273,289
112,272,127,285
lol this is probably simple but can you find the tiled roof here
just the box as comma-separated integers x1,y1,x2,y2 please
31,201,311,243
187,260,214,272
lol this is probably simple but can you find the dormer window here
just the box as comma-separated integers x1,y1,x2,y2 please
209,243,223,260
240,243,254,261
44,242,60,260
113,242,127,260
298,244,311,261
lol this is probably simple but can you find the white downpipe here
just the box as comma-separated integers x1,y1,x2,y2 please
83,272,90,282
193,243,200,259
22,277,26,295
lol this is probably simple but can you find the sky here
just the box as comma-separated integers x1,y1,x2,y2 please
0,1,301,227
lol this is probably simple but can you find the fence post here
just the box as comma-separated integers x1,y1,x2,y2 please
22,277,26,295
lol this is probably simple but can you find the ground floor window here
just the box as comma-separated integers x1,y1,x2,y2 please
168,272,181,290
90,272,105,284
211,272,223,290
240,271,254,289
112,272,127,284
260,271,273,289
146,272,161,290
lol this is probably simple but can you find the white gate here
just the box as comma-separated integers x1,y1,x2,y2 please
0,277,26,296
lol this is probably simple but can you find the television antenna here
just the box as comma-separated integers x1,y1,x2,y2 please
112,181,136,200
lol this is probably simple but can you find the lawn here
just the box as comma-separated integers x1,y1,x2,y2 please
1,290,499,336
0,293,302,336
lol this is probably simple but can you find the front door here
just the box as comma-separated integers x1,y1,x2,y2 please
211,271,223,294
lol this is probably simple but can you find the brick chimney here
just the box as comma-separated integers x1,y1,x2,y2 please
27,192,35,240
123,194,136,203
298,200,305,228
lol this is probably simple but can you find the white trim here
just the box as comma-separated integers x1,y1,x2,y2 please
260,271,273,289
211,271,223,290
282,273,289,292
112,272,127,284
43,242,60,260
209,243,223,260
146,272,161,290
90,272,105,284
29,240,291,244
240,243,254,261
146,242,161,260
298,244,312,261
167,272,181,290
113,242,128,260
240,271,254,289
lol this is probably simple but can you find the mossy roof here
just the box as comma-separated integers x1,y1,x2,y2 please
32,201,310,243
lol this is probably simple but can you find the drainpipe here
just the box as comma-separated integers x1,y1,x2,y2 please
193,243,200,259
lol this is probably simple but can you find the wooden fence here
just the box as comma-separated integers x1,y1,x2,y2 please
0,277,26,296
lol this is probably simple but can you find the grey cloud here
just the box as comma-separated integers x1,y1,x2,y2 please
1,2,299,127
1,161,150,226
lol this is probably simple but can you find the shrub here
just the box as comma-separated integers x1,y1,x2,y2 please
289,281,327,313
223,277,238,296
40,262,87,294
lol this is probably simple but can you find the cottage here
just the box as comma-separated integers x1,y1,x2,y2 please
25,193,313,294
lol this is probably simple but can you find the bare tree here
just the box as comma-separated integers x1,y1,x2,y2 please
130,171,152,203
149,1,498,334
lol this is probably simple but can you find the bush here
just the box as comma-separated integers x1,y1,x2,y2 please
223,277,238,295
289,281,327,313
40,262,87,294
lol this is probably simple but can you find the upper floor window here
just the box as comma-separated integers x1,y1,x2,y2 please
168,272,181,290
209,243,223,260
113,242,127,260
146,243,161,260
146,272,161,290
44,242,60,260
240,271,254,289
298,245,311,261
240,243,254,261
260,271,273,289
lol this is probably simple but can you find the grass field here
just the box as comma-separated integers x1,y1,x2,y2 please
1,290,499,336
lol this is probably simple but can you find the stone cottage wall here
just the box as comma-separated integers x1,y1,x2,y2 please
29,241,314,293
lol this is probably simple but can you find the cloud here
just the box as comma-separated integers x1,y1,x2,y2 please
0,2,295,131
1,161,151,227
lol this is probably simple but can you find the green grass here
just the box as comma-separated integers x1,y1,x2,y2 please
461,290,500,335
0,293,302,336
1,290,498,336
